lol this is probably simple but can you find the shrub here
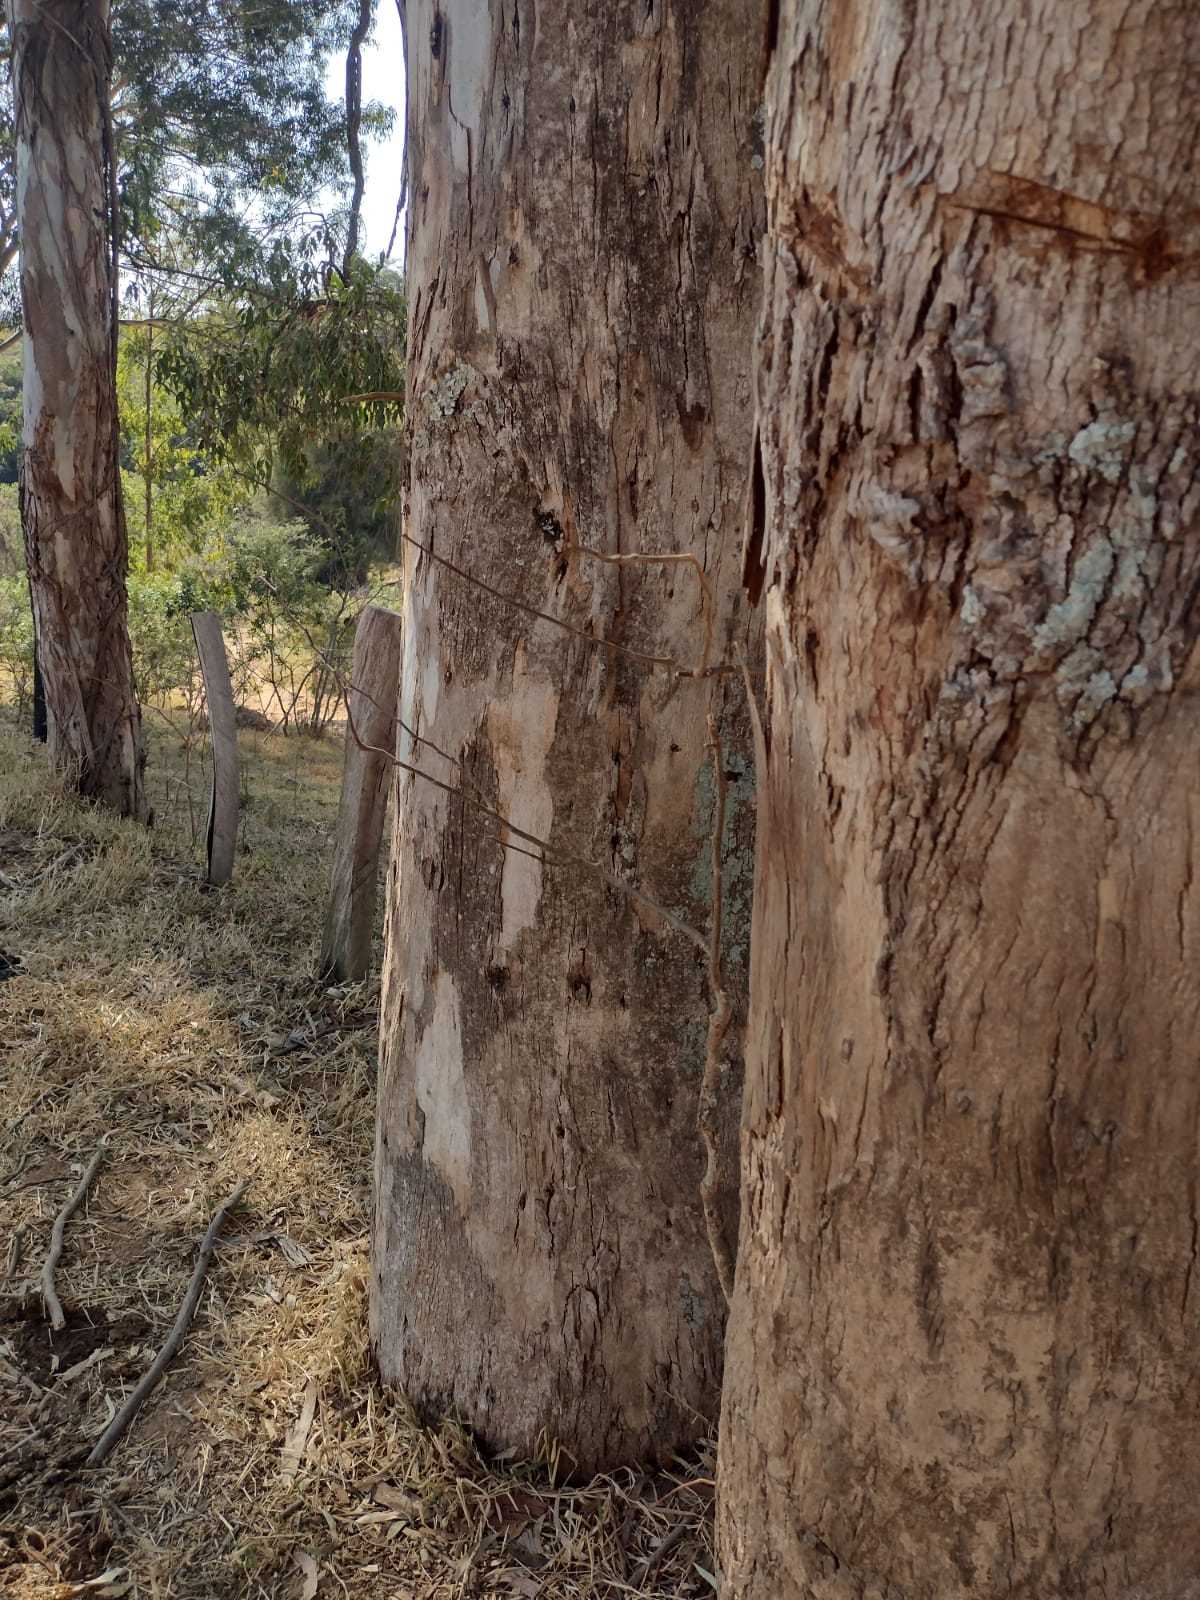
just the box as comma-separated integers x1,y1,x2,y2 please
0,575,33,719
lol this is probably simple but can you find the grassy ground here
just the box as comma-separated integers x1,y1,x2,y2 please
0,714,715,1599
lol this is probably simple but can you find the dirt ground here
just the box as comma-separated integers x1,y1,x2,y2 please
0,717,716,1599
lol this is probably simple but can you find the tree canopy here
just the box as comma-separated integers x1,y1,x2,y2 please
0,0,395,299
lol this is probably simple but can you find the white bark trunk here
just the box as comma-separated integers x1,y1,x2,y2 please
373,0,764,1470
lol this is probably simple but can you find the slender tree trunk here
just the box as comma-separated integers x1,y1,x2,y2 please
30,597,46,742
144,287,154,573
8,0,146,817
341,0,372,281
373,0,763,1471
719,3,1200,1594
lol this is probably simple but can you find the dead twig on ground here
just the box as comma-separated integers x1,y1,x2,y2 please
635,1521,690,1585
280,1374,318,1484
5,1222,26,1280
87,1176,250,1467
41,1143,107,1331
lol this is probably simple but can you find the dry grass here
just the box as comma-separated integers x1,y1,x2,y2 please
0,712,717,1599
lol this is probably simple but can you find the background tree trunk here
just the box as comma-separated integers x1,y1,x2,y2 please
30,603,46,742
373,0,762,1471
720,2,1200,1594
9,0,146,817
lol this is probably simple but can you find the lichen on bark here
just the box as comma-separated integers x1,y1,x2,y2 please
721,1,1200,1593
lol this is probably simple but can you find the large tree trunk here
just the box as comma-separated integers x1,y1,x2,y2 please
8,0,146,817
720,2,1200,1594
373,0,762,1471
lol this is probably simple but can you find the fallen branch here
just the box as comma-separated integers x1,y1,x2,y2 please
41,1145,106,1331
87,1177,250,1467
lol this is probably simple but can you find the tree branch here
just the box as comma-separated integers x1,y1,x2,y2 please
341,0,372,279
385,0,409,261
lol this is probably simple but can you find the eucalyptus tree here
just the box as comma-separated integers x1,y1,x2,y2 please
720,1,1200,1592
4,0,386,807
373,0,763,1471
6,0,145,812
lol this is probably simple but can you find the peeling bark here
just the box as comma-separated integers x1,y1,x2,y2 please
8,0,146,818
719,3,1200,1594
373,0,763,1470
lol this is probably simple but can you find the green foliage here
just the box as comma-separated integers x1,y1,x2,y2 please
0,349,20,486
0,572,33,716
272,427,401,586
125,571,197,706
117,329,246,571
158,260,406,582
0,503,366,739
159,262,405,476
113,0,393,293
0,1,394,323
124,516,365,735
209,518,362,733
0,482,21,572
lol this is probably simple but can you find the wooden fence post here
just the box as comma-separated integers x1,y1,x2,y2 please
321,603,402,982
190,611,239,886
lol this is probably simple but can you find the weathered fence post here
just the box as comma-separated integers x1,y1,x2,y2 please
320,603,402,982
190,611,239,887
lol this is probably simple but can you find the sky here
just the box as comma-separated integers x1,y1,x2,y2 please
325,3,408,261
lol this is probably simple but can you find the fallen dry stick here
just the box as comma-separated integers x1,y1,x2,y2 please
41,1144,107,1331
5,1223,27,1281
87,1176,250,1468
280,1375,318,1484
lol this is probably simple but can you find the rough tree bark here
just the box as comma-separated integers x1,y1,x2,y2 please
373,0,763,1470
719,2,1200,1594
8,0,146,817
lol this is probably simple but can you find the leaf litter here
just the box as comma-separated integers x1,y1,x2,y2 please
0,715,716,1597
